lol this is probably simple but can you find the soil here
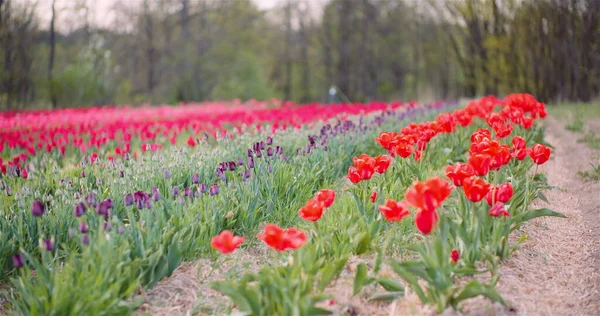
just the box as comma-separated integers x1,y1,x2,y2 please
137,116,600,316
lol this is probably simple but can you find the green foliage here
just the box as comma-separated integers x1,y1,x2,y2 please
210,247,344,316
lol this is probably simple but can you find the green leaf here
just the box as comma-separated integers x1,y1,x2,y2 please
368,291,404,302
388,261,428,303
511,208,566,230
353,232,371,255
209,281,257,314
455,280,505,305
318,257,349,292
353,263,369,295
306,306,333,315
376,277,405,292
535,191,549,203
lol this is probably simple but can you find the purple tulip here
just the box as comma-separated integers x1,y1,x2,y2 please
119,171,124,178
192,173,200,184
260,141,265,150
12,254,24,269
209,183,220,196
255,149,262,158
32,201,45,217
118,226,125,234
74,202,86,217
184,187,191,197
276,146,283,155
97,178,103,186
163,168,171,179
267,147,274,157
247,149,253,157
323,146,329,151
217,169,226,181
266,136,273,145
268,165,273,173
152,187,161,201
124,194,134,206
81,171,86,177
136,199,144,210
104,222,112,232
248,157,255,169
144,199,152,209
5,187,11,196
199,183,207,193
228,161,236,171
243,169,251,182
97,200,112,220
79,221,89,233
237,158,244,165
43,239,54,251
172,187,179,197
82,235,90,245
85,192,96,207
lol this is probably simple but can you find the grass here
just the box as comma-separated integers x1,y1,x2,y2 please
548,101,600,121
577,132,600,150
578,164,600,181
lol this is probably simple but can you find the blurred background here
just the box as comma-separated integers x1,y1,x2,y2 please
0,0,598,110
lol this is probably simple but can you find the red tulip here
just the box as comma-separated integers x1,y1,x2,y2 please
21,168,28,179
257,224,307,251
378,199,410,222
298,198,325,222
347,166,362,183
486,182,513,206
471,128,492,144
187,136,196,147
415,210,439,235
405,177,453,212
463,177,491,202
375,132,397,150
528,144,551,165
468,154,492,176
370,191,377,203
451,249,460,263
489,202,510,217
374,155,392,174
445,163,475,186
314,189,336,208
393,139,413,158
211,230,245,254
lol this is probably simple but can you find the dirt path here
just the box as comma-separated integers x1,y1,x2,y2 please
472,116,600,316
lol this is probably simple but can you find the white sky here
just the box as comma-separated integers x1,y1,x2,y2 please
32,0,307,32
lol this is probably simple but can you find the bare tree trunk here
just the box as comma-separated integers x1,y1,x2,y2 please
48,0,57,108
336,0,351,97
143,0,155,97
283,0,293,101
322,6,333,99
298,2,311,103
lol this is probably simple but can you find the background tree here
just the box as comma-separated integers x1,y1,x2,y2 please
0,0,597,110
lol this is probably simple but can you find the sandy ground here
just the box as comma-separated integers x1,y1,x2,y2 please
137,115,600,316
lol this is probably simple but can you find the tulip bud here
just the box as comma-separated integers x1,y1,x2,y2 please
124,193,134,206
12,254,24,269
79,221,89,233
74,202,86,216
32,201,45,217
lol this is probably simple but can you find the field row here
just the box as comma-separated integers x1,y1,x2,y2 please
0,95,562,315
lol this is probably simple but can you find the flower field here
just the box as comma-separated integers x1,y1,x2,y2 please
0,95,567,315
